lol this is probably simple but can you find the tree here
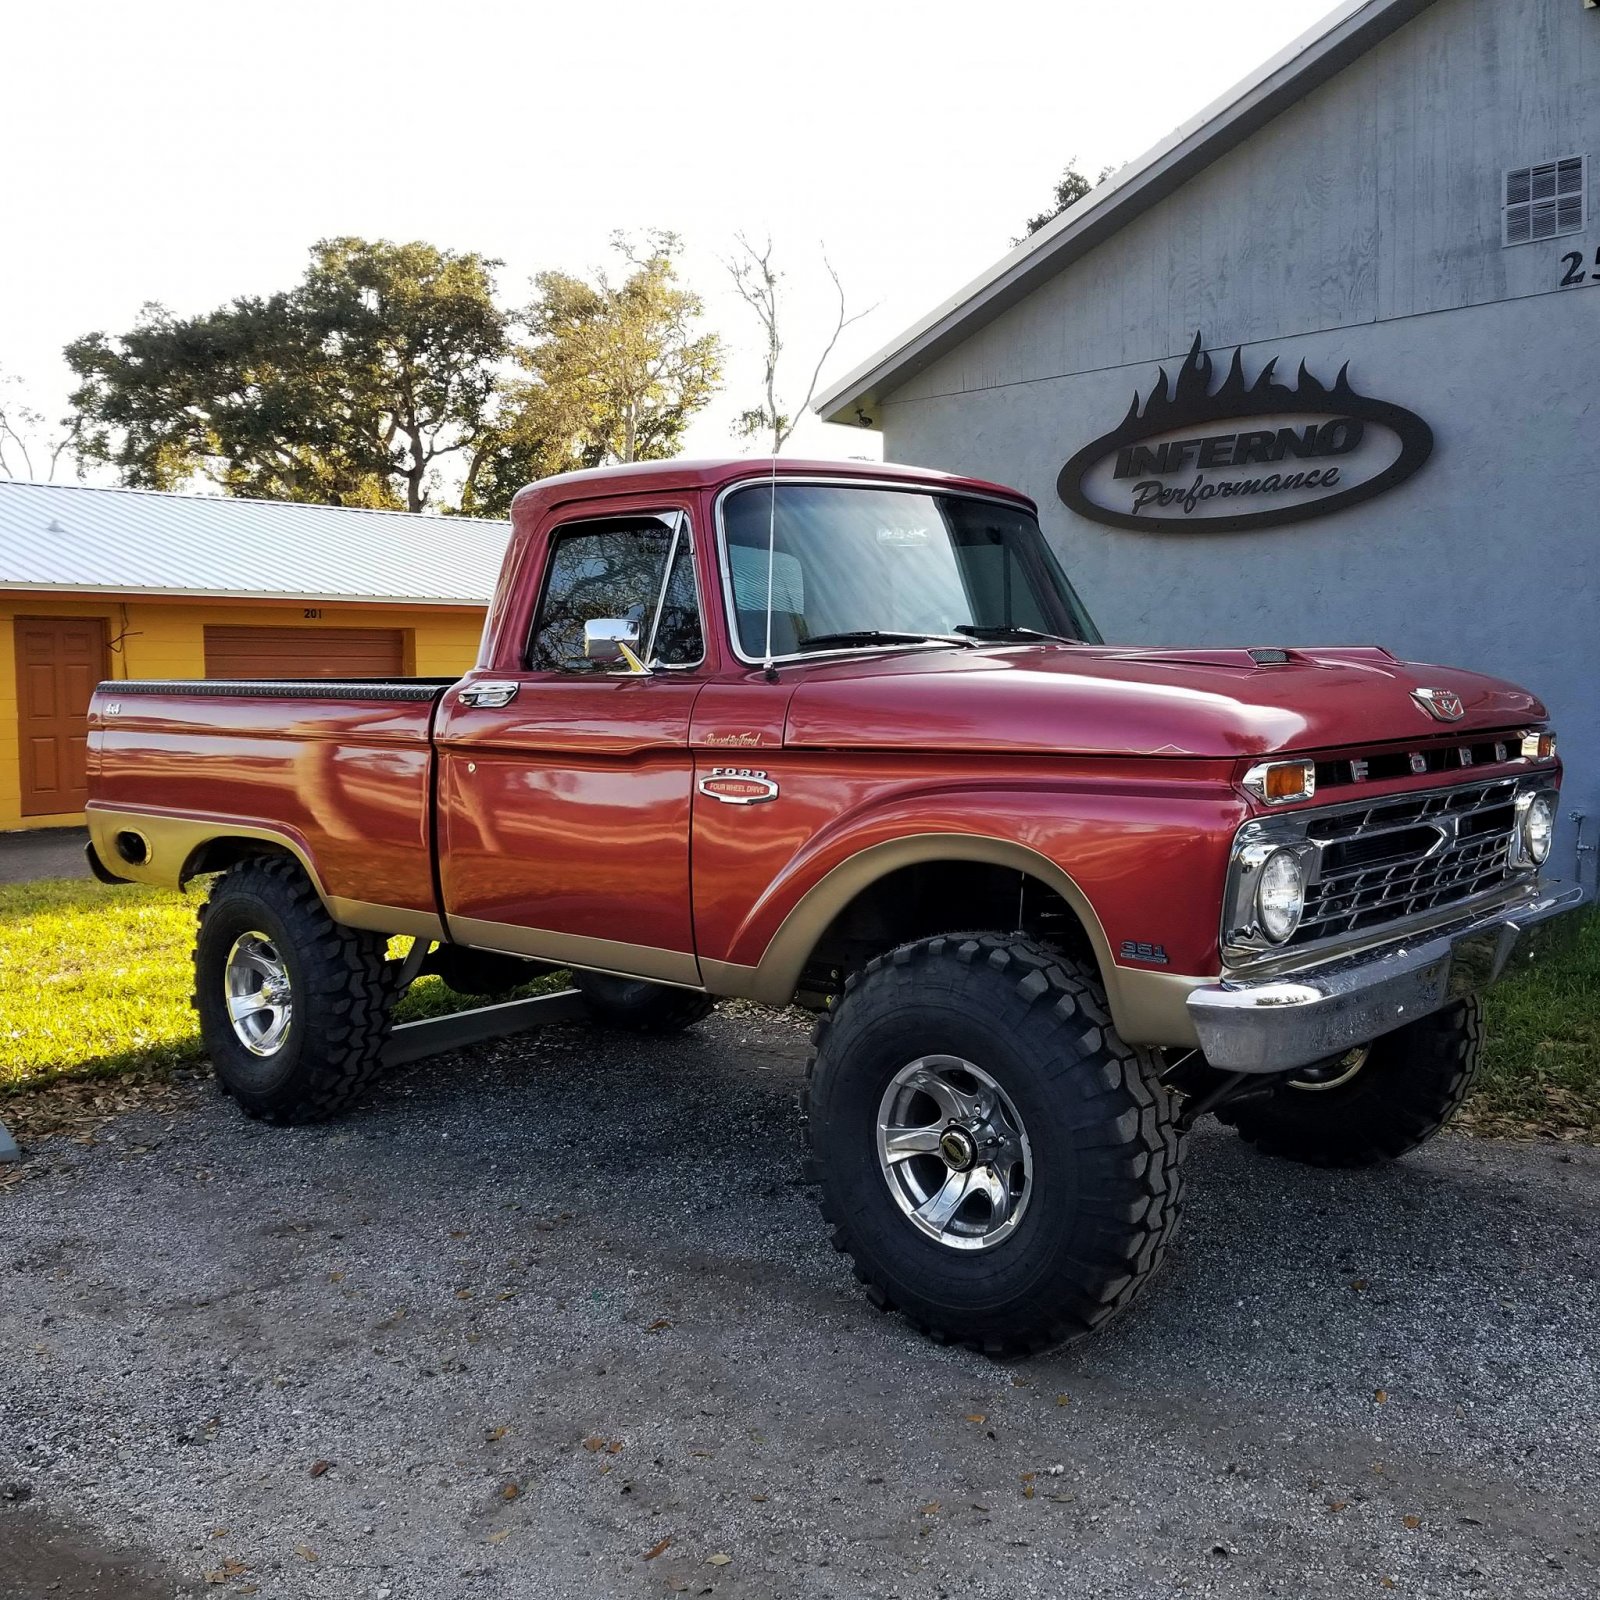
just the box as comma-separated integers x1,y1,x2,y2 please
0,368,79,482
518,231,723,469
1016,160,1116,242
66,239,512,512
723,234,871,455
456,383,588,518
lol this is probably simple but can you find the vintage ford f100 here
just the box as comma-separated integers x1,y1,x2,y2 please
86,458,1581,1350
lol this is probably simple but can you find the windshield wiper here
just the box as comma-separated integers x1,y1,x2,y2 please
794,630,974,653
955,624,1075,644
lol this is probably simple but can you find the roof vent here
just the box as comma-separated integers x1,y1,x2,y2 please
1503,156,1586,245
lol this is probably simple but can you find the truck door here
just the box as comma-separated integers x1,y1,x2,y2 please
435,508,706,983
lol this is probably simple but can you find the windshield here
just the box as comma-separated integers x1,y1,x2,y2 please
721,483,1101,659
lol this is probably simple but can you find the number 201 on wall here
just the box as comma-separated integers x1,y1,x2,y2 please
1559,248,1600,287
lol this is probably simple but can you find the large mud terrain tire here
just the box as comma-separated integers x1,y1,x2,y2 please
193,857,398,1124
574,972,714,1035
804,933,1184,1353
1215,996,1483,1167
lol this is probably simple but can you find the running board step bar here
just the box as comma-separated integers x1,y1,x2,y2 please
382,988,588,1068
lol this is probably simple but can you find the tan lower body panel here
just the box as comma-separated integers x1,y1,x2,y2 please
87,804,446,942
91,804,1208,1042
448,916,702,989
326,897,446,942
1105,966,1205,1048
698,957,786,1006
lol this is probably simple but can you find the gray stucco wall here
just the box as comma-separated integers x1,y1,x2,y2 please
879,0,1599,887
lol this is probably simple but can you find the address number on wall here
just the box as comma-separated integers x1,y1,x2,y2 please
1558,249,1600,288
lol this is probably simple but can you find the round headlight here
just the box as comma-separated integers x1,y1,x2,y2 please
1523,792,1555,866
1256,849,1306,943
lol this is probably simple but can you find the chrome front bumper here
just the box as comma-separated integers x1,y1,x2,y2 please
1187,880,1587,1073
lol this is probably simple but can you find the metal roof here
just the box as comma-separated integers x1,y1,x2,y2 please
816,0,1436,425
0,479,510,606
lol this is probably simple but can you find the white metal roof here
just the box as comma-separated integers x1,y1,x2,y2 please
0,479,510,606
817,0,1436,425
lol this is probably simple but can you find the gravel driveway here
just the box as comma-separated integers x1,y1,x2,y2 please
3,1005,1597,1599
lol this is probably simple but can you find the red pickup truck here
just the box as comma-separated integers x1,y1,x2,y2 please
86,457,1580,1352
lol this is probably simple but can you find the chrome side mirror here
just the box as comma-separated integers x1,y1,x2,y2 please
583,618,647,673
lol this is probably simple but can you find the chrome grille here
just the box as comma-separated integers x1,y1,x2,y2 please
1294,779,1519,945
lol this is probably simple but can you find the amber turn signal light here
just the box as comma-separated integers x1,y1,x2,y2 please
1520,729,1557,760
1242,758,1316,805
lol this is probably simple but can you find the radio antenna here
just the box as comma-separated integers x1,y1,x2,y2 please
761,453,779,683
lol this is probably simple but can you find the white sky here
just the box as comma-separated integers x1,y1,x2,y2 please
1,0,1335,482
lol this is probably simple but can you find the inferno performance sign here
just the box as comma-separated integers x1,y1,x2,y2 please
1057,333,1433,532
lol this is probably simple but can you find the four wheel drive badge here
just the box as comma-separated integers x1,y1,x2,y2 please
697,767,778,805
1411,687,1465,722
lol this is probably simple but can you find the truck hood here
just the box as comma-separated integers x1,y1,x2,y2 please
782,645,1545,759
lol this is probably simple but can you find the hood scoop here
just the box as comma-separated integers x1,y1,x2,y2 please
1096,644,1399,672
1100,646,1293,671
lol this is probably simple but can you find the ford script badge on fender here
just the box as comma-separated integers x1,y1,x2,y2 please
1411,687,1465,722
698,767,779,805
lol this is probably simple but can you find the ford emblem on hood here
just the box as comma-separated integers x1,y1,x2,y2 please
1412,687,1465,722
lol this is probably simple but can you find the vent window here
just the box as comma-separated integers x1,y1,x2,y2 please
1503,156,1586,245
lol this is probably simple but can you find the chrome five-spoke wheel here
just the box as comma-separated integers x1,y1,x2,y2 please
224,931,293,1057
876,1055,1033,1251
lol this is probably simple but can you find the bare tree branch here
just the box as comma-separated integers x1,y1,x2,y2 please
791,252,874,448
724,235,875,454
0,371,81,482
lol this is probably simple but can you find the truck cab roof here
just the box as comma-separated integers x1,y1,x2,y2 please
507,457,1037,526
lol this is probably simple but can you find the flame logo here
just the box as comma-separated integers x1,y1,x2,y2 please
1058,332,1433,534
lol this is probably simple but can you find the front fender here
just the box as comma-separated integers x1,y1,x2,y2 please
693,764,1244,1044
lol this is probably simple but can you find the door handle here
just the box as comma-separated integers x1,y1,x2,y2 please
458,680,520,709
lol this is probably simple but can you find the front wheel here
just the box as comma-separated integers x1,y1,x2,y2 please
804,934,1184,1353
1215,997,1483,1167
192,856,397,1124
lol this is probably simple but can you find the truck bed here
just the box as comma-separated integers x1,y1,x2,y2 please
86,677,459,931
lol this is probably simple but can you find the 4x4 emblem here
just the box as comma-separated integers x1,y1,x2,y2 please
698,767,778,805
1411,687,1464,722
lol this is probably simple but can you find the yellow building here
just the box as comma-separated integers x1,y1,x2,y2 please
0,481,507,831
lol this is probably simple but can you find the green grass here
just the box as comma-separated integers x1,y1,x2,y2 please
1473,907,1600,1139
0,878,561,1094
2,878,1596,1141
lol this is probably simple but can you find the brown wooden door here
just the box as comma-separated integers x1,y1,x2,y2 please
203,625,407,679
15,616,108,817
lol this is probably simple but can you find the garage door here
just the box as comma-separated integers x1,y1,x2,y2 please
203,626,407,679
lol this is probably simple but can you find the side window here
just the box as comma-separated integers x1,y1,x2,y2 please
526,515,704,671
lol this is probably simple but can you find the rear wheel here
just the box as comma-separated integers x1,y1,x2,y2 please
573,972,714,1035
1215,997,1483,1167
193,857,397,1124
804,933,1184,1353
